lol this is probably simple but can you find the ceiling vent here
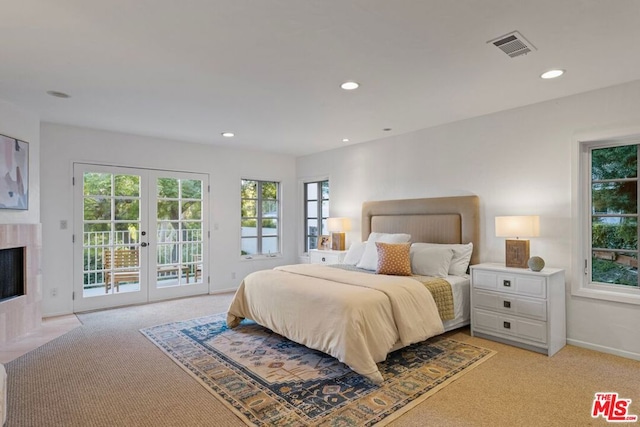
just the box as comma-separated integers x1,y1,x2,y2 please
488,31,536,58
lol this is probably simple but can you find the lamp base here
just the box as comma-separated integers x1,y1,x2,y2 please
331,232,346,251
505,239,530,268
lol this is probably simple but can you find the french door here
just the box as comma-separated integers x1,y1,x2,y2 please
73,163,209,312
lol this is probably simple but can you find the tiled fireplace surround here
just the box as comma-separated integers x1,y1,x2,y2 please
0,224,42,346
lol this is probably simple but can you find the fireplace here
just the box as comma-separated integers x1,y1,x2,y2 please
0,224,41,345
0,247,25,301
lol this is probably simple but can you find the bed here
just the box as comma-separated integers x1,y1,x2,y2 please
227,195,480,384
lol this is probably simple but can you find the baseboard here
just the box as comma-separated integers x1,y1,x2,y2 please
209,287,238,295
567,338,640,361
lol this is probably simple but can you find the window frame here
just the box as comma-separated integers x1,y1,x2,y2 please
303,179,329,253
574,135,640,305
240,178,281,259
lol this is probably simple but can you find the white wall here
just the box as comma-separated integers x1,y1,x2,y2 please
0,99,40,224
297,79,640,360
40,123,296,316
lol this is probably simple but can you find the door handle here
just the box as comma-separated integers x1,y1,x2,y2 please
140,242,148,247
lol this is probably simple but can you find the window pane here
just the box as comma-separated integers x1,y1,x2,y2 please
241,180,257,199
84,197,111,221
322,200,329,218
84,223,111,246
262,200,278,217
158,178,179,198
592,145,637,180
307,201,318,217
84,173,111,196
592,217,637,250
262,237,278,254
115,199,139,221
242,219,257,236
181,179,202,199
592,182,637,215
308,236,318,250
262,182,278,199
182,200,201,220
157,200,179,220
321,218,328,235
157,222,179,243
262,219,278,236
114,222,140,245
242,200,256,218
182,222,202,242
114,175,140,197
592,251,638,287
306,183,318,200
321,181,329,199
241,238,257,255
307,219,318,236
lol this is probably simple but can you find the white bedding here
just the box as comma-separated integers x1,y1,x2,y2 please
227,264,444,384
441,274,470,331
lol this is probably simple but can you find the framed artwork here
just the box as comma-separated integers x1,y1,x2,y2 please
0,134,29,210
319,235,331,250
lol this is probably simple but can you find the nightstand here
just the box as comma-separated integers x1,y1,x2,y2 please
309,249,347,265
470,263,566,356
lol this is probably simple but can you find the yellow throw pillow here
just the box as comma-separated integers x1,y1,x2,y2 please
375,242,412,276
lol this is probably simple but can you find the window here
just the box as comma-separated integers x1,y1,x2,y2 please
304,180,329,252
579,138,640,303
241,179,280,257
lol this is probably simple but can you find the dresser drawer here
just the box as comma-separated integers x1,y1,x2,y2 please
472,270,546,298
473,289,547,321
309,250,344,265
473,308,548,344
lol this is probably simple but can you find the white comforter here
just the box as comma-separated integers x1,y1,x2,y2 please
226,264,444,384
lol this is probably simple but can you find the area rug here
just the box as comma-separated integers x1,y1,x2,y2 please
141,313,495,426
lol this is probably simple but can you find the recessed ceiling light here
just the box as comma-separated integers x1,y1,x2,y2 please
340,81,359,90
46,90,70,98
221,132,235,138
540,69,565,79
342,138,350,142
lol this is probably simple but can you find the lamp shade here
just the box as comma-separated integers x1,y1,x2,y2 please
495,216,540,238
327,217,351,233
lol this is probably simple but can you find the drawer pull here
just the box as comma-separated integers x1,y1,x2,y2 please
503,280,511,287
321,257,326,262
503,321,511,329
503,301,511,309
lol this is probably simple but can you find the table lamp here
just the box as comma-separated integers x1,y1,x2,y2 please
327,217,351,251
495,215,540,268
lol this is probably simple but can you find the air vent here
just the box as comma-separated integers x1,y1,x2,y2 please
488,31,536,58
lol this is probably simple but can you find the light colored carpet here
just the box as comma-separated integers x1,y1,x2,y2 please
6,293,640,426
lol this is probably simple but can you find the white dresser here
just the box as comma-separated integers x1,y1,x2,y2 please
470,263,566,356
309,249,347,265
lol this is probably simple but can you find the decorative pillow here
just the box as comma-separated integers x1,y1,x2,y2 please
375,242,412,276
343,241,367,265
356,232,412,271
413,242,473,276
410,245,454,278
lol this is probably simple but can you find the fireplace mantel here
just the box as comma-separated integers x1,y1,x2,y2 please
0,224,42,345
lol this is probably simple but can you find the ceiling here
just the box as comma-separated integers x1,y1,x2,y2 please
2,1,640,157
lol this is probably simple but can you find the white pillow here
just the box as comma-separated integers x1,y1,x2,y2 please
410,245,454,278
413,242,473,276
343,241,367,265
356,232,412,270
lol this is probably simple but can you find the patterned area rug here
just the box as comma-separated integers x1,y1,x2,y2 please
141,313,495,426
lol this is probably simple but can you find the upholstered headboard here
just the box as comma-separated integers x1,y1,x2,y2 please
361,195,480,266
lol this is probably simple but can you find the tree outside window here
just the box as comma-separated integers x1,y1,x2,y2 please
241,179,280,256
589,143,638,288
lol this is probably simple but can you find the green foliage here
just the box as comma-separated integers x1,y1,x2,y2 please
592,258,637,286
592,221,637,250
